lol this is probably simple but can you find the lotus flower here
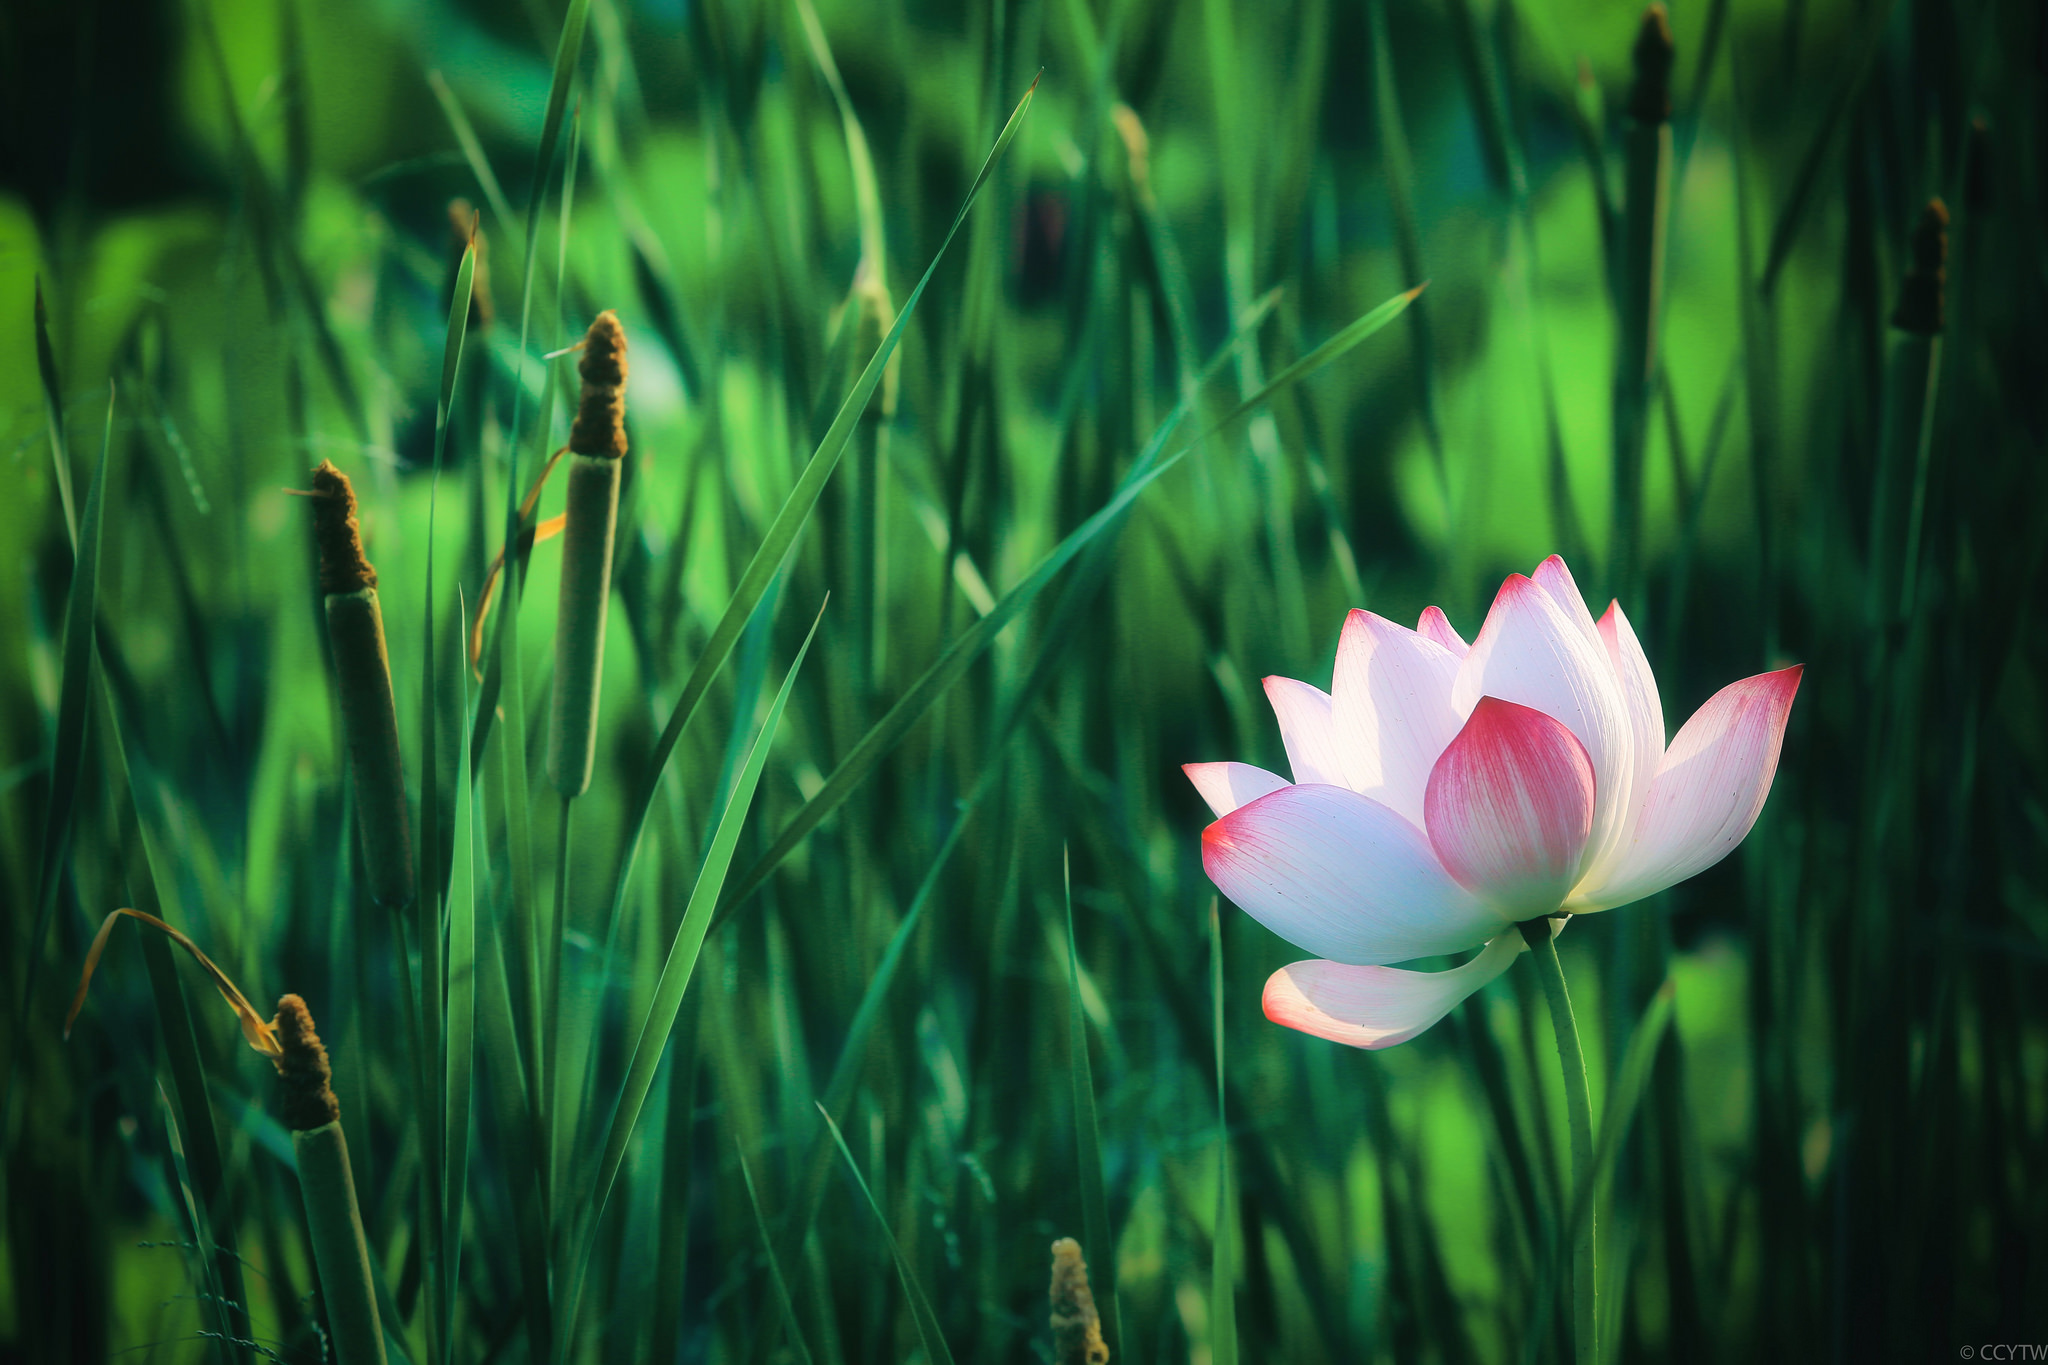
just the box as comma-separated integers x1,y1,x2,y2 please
1185,556,1800,1049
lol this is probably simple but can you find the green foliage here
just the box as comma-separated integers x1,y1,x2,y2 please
4,0,2045,1361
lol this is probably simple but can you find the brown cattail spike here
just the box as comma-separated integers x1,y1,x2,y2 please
275,994,340,1131
570,310,629,458
1892,198,1949,335
1627,5,1675,124
311,460,377,593
1050,1238,1110,1365
447,199,494,332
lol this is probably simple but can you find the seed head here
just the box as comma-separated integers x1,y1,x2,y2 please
311,460,377,593
570,310,629,459
1891,198,1949,336
1050,1237,1110,1365
1627,5,1675,124
274,994,340,1131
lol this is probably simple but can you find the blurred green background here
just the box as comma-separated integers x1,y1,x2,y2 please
2,0,2044,1360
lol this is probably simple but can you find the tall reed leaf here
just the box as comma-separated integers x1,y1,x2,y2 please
439,594,478,1355
720,284,1423,914
32,278,77,545
15,387,111,1063
601,76,1040,931
561,602,826,1348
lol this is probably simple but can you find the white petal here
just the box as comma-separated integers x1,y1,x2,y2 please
1182,762,1290,820
1581,600,1666,886
1572,666,1803,910
1330,610,1464,826
1416,605,1469,658
1262,934,1525,1049
1202,783,1508,965
1533,554,1605,651
1263,676,1347,787
1455,572,1635,880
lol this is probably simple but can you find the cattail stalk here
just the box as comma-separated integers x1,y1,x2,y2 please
548,310,628,798
1049,1238,1110,1365
276,996,388,1365
1612,4,1673,600
313,462,414,907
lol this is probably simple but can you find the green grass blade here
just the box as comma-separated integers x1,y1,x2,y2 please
413,231,475,1365
440,593,478,1354
1209,901,1237,1365
1063,850,1121,1356
561,601,826,1349
600,77,1039,932
14,386,111,1062
816,1103,957,1365
32,277,78,547
426,70,520,241
475,889,552,1365
718,284,1419,916
738,1141,817,1365
526,0,590,240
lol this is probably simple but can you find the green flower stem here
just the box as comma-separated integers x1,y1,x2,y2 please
1521,915,1598,1365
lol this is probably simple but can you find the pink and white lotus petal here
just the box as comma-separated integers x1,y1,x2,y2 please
1262,933,1526,1049
1426,697,1598,917
1588,600,1666,875
1203,783,1508,965
1416,605,1469,658
1454,571,1636,874
1330,610,1464,827
1182,761,1290,820
1533,554,1606,652
1262,677,1348,788
1571,665,1803,911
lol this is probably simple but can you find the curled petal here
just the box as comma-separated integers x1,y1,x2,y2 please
1262,933,1525,1049
1573,666,1803,910
1263,677,1347,787
1182,761,1290,820
1203,784,1506,965
1331,610,1463,826
1455,572,1634,873
1425,697,1597,918
1416,605,1469,657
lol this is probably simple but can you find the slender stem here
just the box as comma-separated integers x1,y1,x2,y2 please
1521,916,1599,1365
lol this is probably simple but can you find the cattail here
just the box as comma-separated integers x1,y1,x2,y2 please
312,462,415,907
548,310,629,798
1049,1238,1110,1365
277,996,388,1365
1625,4,1674,125
1891,198,1949,336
